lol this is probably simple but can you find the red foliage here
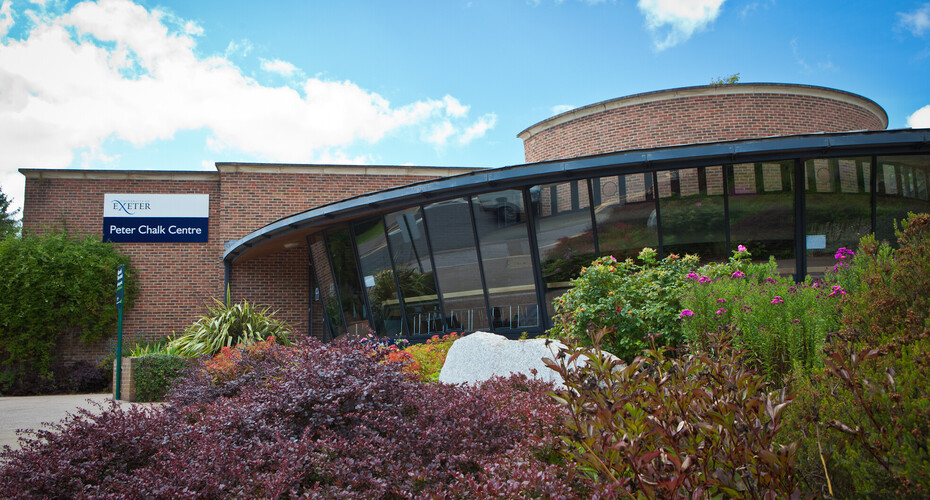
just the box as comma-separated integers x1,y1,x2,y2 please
0,338,598,498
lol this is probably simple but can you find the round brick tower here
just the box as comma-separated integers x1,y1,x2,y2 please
518,83,888,163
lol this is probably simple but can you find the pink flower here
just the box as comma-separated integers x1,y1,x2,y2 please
732,270,745,278
829,285,847,297
680,309,694,318
699,276,712,283
687,271,700,280
717,298,726,303
771,296,784,304
834,247,855,260
737,244,748,253
716,308,726,315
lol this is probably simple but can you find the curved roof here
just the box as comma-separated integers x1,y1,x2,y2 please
224,128,928,263
516,83,889,140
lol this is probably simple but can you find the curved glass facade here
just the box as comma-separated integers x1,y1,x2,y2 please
222,132,930,341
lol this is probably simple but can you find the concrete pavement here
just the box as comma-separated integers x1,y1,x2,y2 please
0,393,151,451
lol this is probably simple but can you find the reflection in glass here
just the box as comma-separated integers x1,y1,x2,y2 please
472,189,541,330
325,228,369,335
384,207,444,336
728,161,795,274
592,174,659,261
805,157,872,274
877,155,930,244
354,218,402,336
658,166,728,262
309,233,342,339
533,180,595,318
423,198,488,331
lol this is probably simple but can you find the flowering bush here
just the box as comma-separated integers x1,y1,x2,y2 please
681,246,842,382
550,248,700,360
400,332,461,381
782,213,930,497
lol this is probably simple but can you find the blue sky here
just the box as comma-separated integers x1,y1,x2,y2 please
1,0,929,216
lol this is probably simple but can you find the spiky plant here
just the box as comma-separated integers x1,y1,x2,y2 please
168,295,293,358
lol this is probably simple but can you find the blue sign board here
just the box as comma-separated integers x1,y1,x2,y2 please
103,194,209,243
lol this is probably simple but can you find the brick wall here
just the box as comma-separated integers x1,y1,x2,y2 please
521,86,886,163
22,173,223,364
20,165,468,366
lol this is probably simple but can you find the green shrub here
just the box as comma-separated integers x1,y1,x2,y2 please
0,232,135,394
838,213,930,345
549,248,700,360
545,329,802,497
782,213,930,497
167,297,293,358
785,340,930,498
681,247,842,382
134,353,188,402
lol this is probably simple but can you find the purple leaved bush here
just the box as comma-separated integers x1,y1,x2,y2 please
0,338,594,498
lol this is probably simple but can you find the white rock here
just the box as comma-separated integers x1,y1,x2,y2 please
438,331,573,386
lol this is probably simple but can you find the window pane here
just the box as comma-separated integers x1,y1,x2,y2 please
473,189,541,331
533,180,595,318
658,166,728,262
805,157,872,275
592,173,659,261
423,198,488,331
877,155,930,244
309,233,342,338
384,207,443,336
728,161,796,274
354,218,402,337
325,228,369,335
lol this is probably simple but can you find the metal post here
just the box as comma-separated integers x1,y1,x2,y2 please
114,264,125,401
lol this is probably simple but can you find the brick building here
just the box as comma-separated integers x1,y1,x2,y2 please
20,83,930,362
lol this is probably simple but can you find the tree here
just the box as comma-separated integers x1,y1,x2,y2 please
0,187,19,239
0,232,136,394
710,73,741,86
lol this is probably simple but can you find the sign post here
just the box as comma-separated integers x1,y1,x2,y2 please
114,265,125,401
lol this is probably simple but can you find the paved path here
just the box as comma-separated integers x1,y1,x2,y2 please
0,394,151,450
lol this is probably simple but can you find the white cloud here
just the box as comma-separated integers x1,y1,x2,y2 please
425,121,455,146
442,95,469,118
908,105,930,128
260,58,298,77
459,113,497,145
225,39,252,58
638,0,726,50
0,0,13,39
898,3,930,37
551,104,576,115
0,0,492,215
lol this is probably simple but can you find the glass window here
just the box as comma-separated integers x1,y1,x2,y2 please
804,157,872,275
384,207,443,336
658,166,728,262
533,180,596,319
472,189,541,331
423,198,488,331
354,218,403,337
325,228,369,335
727,161,796,274
592,173,659,261
309,233,342,339
877,155,930,244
